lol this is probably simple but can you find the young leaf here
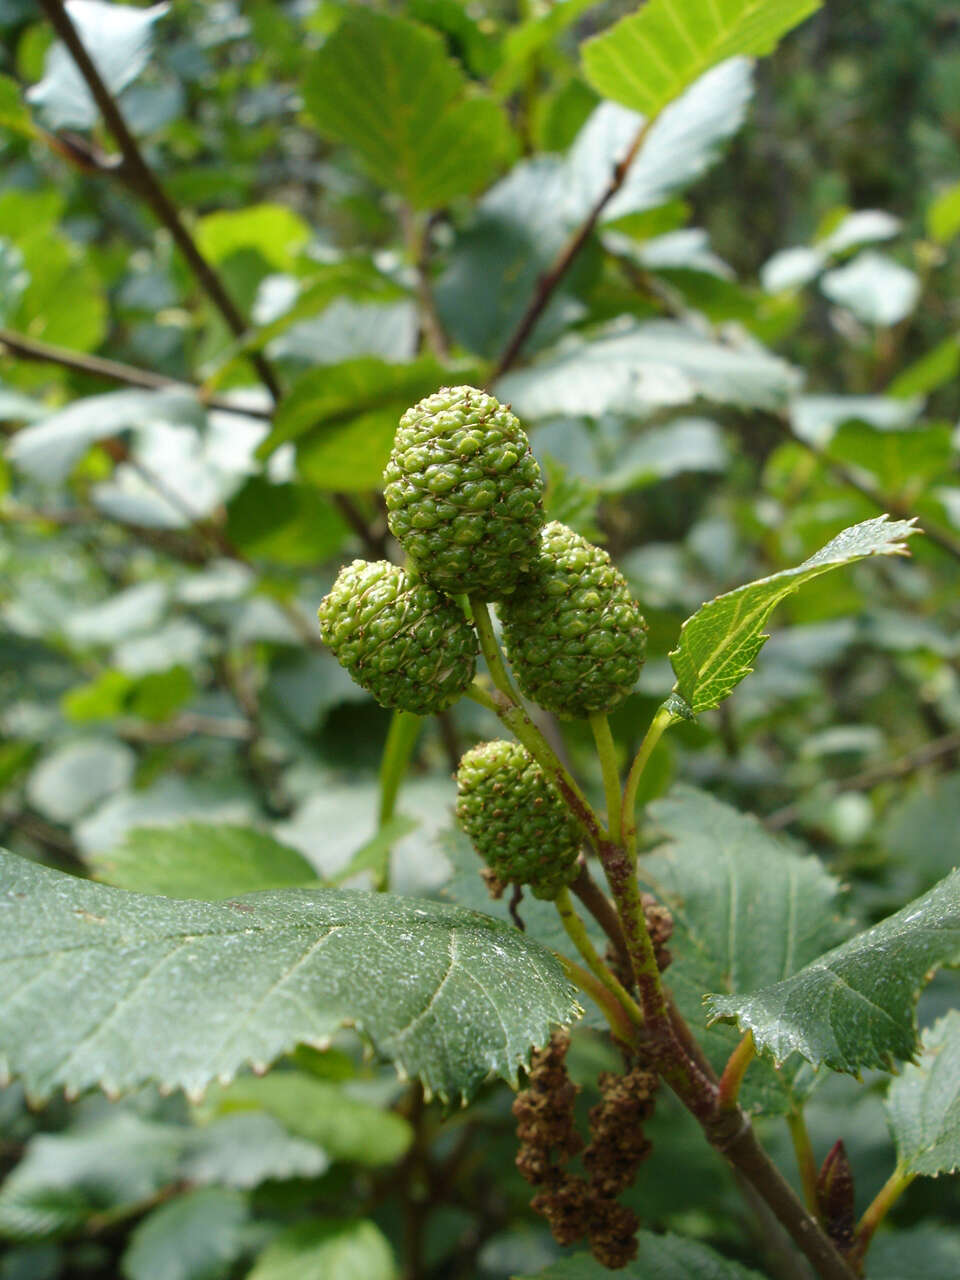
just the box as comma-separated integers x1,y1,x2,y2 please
122,1187,249,1280
643,788,848,1112
247,1219,395,1280
514,1231,765,1277
886,1012,960,1178
302,9,509,209
0,849,579,1103
706,869,960,1074
88,824,322,899
669,515,918,715
582,0,821,119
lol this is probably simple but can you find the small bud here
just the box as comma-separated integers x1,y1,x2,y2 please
816,1139,856,1254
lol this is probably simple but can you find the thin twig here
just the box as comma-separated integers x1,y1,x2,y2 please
490,119,653,381
0,326,267,406
402,207,449,360
570,861,631,978
612,248,960,567
1,339,384,562
765,731,960,831
115,714,254,744
36,0,281,402
793,428,960,564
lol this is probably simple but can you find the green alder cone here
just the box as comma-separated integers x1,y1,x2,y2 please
318,559,478,715
456,739,581,900
383,385,545,600
498,522,648,719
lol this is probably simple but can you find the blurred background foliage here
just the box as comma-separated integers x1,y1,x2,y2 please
1,1,959,1277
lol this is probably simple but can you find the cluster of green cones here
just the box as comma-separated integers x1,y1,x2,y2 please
317,384,648,899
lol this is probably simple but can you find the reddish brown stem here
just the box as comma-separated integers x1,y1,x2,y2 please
37,0,281,402
490,120,652,381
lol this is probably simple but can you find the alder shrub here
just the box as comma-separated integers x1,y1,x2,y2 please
1,1,959,1279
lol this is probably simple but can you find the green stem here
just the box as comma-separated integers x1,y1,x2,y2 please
376,711,422,891
622,704,675,859
491,692,605,852
379,711,422,827
717,1031,756,1112
553,887,643,1027
786,1107,820,1218
464,680,498,713
848,1167,915,1271
467,600,609,852
469,597,516,700
590,712,622,844
555,954,636,1043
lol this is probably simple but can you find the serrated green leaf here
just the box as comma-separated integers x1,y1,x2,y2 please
0,849,579,1103
513,1232,764,1278
437,824,608,1033
642,788,848,1111
248,1219,396,1280
886,1012,960,1178
121,1187,249,1280
88,824,322,899
669,515,918,714
302,9,509,209
706,870,960,1074
207,1072,413,1167
582,0,820,118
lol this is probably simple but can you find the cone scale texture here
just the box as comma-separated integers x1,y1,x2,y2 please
456,740,581,900
318,559,478,715
498,522,647,719
384,386,544,600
